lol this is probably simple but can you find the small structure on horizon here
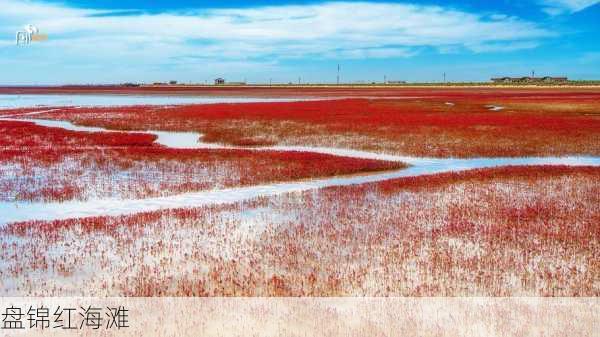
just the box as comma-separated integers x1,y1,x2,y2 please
491,76,568,84
169,80,177,85
214,78,225,85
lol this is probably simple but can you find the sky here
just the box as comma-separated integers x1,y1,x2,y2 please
1,0,599,84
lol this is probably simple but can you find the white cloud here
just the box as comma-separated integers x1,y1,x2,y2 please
328,47,417,59
539,0,599,15
466,41,541,53
0,0,557,83
0,1,552,59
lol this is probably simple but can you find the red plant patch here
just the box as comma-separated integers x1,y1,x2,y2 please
0,120,404,201
2,165,598,297
33,92,600,157
375,165,600,193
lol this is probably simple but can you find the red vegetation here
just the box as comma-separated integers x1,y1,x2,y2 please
0,120,404,201
35,92,600,157
376,164,600,192
1,88,598,297
375,166,600,244
0,120,156,149
2,165,598,296
0,108,45,116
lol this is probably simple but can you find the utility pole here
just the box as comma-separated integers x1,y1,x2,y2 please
269,78,272,86
532,70,535,78
337,64,340,85
298,77,301,85
384,75,387,84
443,72,446,83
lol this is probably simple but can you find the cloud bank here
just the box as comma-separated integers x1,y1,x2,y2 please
1,0,573,83
539,0,599,15
0,0,552,61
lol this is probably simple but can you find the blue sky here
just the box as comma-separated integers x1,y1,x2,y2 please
1,0,599,84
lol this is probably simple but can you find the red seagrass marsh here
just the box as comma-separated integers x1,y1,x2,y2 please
0,86,598,297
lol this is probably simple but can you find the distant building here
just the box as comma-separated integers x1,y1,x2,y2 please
169,80,177,85
214,78,225,85
491,76,568,84
541,76,568,83
387,80,407,84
